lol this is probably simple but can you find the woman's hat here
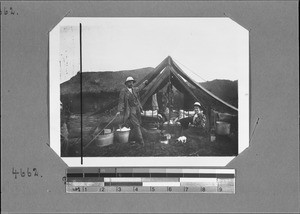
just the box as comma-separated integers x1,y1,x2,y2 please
193,102,201,108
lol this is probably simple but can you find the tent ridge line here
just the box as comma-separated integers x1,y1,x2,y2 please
169,67,208,111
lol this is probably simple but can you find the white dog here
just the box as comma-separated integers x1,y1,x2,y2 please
176,136,187,143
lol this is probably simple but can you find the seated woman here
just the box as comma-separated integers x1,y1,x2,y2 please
179,102,207,131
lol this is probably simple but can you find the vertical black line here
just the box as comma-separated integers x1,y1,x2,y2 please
80,23,83,164
0,3,2,142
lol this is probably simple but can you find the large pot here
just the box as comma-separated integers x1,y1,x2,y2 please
95,132,114,147
115,129,130,144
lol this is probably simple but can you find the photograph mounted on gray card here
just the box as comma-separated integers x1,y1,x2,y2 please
49,18,249,167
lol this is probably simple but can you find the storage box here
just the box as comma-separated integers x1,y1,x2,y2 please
216,121,231,135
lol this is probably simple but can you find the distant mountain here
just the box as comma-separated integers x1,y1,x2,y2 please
61,67,154,95
199,79,238,107
61,68,238,107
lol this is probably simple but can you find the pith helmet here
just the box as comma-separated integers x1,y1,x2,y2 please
125,76,136,84
193,102,201,108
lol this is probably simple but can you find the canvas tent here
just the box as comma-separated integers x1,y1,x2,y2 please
94,56,238,131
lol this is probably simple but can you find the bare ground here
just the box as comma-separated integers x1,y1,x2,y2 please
61,113,238,157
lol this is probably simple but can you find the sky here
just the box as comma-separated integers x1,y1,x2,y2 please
57,18,248,83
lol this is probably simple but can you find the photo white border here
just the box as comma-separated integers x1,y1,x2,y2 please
49,17,249,167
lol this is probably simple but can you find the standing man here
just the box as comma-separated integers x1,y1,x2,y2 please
116,77,148,145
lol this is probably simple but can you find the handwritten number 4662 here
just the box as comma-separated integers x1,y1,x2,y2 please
12,168,39,179
0,7,17,15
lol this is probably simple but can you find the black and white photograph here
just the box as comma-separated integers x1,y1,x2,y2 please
50,18,249,166
2,1,298,212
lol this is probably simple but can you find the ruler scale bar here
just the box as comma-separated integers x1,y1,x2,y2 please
66,185,234,193
66,168,235,193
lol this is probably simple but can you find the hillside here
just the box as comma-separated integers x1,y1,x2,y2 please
199,79,238,107
60,67,154,95
61,68,238,107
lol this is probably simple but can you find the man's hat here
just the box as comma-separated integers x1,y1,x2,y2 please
125,76,136,84
193,102,201,108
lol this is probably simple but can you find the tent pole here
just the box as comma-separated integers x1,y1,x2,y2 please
168,71,171,130
207,106,211,137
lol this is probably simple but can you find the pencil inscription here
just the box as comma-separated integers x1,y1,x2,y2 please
0,7,18,15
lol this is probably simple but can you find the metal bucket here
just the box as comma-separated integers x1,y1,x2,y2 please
210,134,216,142
115,129,130,144
95,132,114,147
216,121,231,135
